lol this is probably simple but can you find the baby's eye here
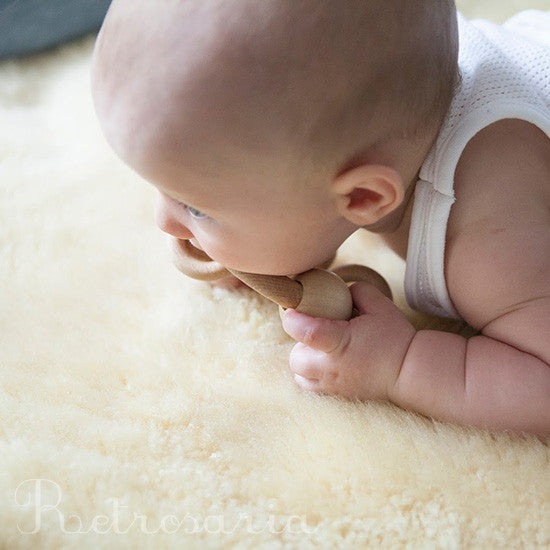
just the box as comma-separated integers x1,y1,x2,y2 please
183,204,208,219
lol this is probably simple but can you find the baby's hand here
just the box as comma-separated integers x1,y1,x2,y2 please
282,282,416,401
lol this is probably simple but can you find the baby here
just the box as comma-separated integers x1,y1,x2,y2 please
91,0,550,436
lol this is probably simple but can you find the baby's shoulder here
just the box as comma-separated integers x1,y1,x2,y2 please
448,118,549,238
444,118,550,328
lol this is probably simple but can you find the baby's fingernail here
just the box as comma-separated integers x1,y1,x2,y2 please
280,308,296,327
283,308,297,319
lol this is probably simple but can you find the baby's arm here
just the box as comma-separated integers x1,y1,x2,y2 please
393,215,550,435
390,302,550,436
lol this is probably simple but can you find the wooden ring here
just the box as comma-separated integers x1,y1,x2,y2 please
332,264,393,301
169,238,229,281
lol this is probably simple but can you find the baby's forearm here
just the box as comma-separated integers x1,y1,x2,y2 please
389,331,550,436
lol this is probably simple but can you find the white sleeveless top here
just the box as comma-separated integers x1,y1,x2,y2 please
404,10,550,319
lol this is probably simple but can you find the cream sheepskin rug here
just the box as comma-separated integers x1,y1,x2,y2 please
1,4,550,548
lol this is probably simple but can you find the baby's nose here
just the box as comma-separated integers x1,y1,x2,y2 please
155,197,194,240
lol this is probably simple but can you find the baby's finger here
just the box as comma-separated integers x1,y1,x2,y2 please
289,342,325,379
282,309,351,353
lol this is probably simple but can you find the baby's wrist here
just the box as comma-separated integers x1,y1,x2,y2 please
384,326,417,403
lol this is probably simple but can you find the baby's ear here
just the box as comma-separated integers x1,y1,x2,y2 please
332,164,404,226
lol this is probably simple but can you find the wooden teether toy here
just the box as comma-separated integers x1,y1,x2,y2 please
170,237,392,320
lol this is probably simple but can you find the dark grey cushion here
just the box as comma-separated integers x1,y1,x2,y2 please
0,0,111,59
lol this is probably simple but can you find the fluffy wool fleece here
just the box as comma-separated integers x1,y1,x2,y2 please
1,3,550,549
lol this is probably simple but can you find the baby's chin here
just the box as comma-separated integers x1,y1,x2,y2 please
231,255,337,278
188,238,336,277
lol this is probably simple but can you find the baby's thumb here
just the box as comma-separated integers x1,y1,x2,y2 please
349,281,394,316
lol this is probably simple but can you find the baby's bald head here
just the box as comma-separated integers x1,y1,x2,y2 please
91,0,458,182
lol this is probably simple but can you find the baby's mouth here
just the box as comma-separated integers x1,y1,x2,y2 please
189,238,203,252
